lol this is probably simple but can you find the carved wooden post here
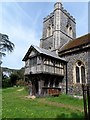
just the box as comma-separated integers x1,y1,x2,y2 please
38,81,41,95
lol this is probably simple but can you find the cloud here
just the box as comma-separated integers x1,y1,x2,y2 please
2,25,40,69
1,2,40,69
0,2,88,69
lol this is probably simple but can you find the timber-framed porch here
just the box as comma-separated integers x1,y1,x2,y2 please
25,73,67,96
23,45,67,96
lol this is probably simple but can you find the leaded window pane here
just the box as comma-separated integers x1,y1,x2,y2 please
76,66,80,83
81,66,85,83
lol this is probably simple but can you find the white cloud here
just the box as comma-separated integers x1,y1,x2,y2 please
0,2,88,69
2,26,40,69
1,2,40,69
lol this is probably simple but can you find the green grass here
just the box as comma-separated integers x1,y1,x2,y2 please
46,94,84,109
0,88,2,119
2,87,84,119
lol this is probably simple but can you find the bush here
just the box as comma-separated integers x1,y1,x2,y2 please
2,77,12,88
24,82,32,95
10,73,20,85
16,79,27,87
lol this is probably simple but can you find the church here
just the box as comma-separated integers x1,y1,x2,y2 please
23,2,90,96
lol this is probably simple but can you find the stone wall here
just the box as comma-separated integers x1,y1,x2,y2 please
60,9,76,38
87,49,90,83
42,14,54,39
59,6,76,48
60,32,72,48
40,36,53,50
60,50,88,95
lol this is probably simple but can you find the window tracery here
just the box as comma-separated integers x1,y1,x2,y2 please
66,24,73,38
74,61,86,84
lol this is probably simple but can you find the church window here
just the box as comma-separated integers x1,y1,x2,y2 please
47,25,52,37
66,24,73,38
75,61,85,84
69,27,73,37
66,24,69,36
78,61,81,66
76,66,80,83
81,66,85,83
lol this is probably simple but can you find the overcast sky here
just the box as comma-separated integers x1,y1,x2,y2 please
0,1,88,69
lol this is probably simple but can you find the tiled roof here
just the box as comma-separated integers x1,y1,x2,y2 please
34,45,66,61
22,45,66,62
59,33,90,53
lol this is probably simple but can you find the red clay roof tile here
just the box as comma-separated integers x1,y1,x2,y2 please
59,33,90,52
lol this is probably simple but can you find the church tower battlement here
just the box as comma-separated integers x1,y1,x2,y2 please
40,2,76,52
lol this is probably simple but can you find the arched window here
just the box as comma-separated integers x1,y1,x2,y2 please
66,25,73,38
66,24,69,36
69,27,73,37
81,66,85,83
74,61,86,84
76,66,80,83
47,25,52,37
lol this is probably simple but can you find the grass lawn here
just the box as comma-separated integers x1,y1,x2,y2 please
2,87,84,119
0,88,2,119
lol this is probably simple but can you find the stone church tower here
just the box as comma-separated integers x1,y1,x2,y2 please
40,2,76,52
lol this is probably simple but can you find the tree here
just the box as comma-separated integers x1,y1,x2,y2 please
10,73,20,86
0,33,15,88
2,73,12,88
0,33,15,57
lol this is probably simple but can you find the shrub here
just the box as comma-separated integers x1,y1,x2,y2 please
2,77,12,88
16,79,27,87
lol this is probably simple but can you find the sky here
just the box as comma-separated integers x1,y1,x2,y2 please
0,1,88,69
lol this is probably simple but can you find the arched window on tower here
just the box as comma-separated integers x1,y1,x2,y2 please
66,24,73,38
47,25,52,37
69,26,73,37
66,24,69,36
74,61,86,84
